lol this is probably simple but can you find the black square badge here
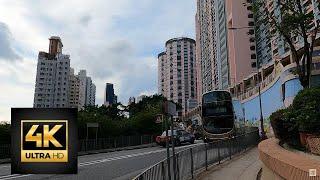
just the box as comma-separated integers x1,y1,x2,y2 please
11,108,78,174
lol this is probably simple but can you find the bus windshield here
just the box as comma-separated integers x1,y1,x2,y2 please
202,101,233,116
202,91,231,104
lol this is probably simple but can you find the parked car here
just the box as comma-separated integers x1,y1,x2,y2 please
156,129,195,147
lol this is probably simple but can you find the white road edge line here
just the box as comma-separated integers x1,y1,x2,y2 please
0,174,31,180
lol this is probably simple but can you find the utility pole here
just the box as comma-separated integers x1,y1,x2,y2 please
165,116,171,180
229,26,267,139
170,115,176,180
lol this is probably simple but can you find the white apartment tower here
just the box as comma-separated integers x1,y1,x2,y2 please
158,37,197,116
77,70,96,108
34,36,96,109
34,36,71,108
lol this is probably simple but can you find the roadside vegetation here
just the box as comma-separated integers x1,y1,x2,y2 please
0,94,166,144
270,87,320,149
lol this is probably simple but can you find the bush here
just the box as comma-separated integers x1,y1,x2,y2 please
270,109,287,139
291,87,320,134
270,108,300,147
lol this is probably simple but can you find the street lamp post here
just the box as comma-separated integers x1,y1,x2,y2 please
228,26,267,139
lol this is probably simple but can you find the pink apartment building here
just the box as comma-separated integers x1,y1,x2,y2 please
226,0,256,85
195,0,256,103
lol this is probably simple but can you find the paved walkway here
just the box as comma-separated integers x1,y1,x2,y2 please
199,147,261,180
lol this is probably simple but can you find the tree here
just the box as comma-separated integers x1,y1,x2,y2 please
252,0,320,88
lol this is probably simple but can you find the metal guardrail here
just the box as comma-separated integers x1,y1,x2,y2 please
0,135,155,159
133,129,260,180
79,135,155,152
0,144,10,159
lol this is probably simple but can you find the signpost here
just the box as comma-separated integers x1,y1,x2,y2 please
163,100,177,180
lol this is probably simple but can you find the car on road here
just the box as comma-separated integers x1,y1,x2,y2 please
156,129,195,147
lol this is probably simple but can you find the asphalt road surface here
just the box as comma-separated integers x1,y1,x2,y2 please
0,140,204,180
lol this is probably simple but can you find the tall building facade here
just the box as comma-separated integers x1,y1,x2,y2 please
253,0,320,67
77,70,96,108
69,68,80,108
195,0,259,103
128,97,136,105
158,37,197,116
226,0,256,84
34,37,96,109
104,83,116,106
85,77,96,106
34,36,71,108
196,0,229,97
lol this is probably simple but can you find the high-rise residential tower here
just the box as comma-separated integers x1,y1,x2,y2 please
69,68,80,109
253,0,320,67
196,0,229,96
195,0,258,103
77,70,96,108
34,36,70,108
158,37,197,116
34,37,96,109
104,83,116,106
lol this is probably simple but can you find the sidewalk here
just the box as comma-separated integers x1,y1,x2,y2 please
198,147,261,180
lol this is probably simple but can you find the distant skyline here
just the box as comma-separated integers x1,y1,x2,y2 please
0,0,196,122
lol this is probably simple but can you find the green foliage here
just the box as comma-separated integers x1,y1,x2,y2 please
270,107,300,147
270,88,320,148
78,94,166,139
291,87,320,133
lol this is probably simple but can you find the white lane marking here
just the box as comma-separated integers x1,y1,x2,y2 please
79,142,204,167
0,142,204,179
0,174,31,180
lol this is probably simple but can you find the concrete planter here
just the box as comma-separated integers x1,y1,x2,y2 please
307,136,320,155
299,132,313,146
258,138,320,180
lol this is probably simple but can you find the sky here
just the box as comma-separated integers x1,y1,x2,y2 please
0,0,196,122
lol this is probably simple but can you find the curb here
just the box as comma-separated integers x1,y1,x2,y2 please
0,143,157,164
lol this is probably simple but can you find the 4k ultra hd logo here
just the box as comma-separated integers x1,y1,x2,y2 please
11,108,77,174
21,120,68,162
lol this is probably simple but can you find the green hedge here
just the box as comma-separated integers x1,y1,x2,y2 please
270,87,320,147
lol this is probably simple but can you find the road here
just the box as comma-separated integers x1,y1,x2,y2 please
0,141,204,180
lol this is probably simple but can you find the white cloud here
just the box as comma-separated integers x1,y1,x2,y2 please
0,0,196,122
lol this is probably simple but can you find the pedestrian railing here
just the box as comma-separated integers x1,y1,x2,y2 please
0,135,155,159
0,144,10,159
79,135,155,152
133,129,260,180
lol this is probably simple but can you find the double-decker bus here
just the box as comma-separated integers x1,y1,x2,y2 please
201,90,235,141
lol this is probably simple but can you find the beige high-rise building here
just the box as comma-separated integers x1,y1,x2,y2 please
158,37,197,116
69,68,80,109
33,36,96,109
33,36,71,108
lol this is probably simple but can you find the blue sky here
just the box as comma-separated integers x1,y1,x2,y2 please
0,0,196,122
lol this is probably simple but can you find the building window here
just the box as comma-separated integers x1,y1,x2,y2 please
251,54,257,59
248,29,254,35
